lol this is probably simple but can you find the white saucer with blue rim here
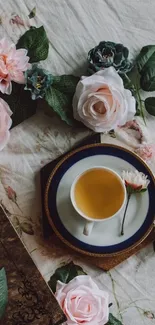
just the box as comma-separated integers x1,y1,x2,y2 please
45,144,155,257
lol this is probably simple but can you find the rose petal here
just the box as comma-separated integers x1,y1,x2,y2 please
95,67,124,90
10,70,25,84
0,80,12,95
61,276,100,293
0,98,12,116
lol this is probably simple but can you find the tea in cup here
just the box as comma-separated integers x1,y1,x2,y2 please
70,167,126,236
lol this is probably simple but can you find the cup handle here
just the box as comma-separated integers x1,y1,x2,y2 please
83,221,94,236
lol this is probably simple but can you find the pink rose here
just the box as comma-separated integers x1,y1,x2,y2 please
0,38,31,94
73,67,136,132
0,98,12,150
55,275,109,325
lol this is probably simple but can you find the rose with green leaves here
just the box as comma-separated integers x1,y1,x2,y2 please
25,65,53,100
55,275,109,325
48,262,123,325
88,41,132,74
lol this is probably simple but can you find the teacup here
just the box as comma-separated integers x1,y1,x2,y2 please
70,167,126,236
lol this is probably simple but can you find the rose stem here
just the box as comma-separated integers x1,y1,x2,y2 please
120,193,131,236
135,82,146,126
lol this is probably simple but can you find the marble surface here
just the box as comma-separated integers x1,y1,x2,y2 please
0,1,155,324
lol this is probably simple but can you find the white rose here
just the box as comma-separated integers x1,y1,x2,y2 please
55,275,109,325
73,67,136,132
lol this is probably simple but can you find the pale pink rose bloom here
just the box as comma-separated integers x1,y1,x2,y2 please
73,67,136,132
55,275,109,325
0,38,31,95
135,143,155,162
0,98,12,150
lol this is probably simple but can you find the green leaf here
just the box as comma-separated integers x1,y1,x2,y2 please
145,97,155,116
45,75,79,126
48,262,87,293
140,67,155,91
0,268,8,320
20,222,34,235
28,7,36,19
16,26,49,63
136,45,155,75
107,313,123,325
140,188,147,193
52,75,79,94
45,87,73,125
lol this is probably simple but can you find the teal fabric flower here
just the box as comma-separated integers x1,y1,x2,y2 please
25,65,53,100
88,41,132,74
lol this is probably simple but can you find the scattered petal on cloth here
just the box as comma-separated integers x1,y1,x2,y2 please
10,13,31,28
10,15,25,26
122,120,144,140
135,143,155,162
115,119,146,149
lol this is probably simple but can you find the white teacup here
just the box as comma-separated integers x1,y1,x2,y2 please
70,167,126,236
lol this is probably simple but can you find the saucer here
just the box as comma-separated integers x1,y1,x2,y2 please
44,144,155,257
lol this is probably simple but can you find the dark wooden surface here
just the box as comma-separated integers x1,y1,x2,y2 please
0,207,66,325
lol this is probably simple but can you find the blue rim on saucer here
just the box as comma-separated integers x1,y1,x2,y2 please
45,144,155,257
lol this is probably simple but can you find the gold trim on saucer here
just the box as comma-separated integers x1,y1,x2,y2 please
44,143,155,258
